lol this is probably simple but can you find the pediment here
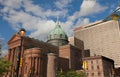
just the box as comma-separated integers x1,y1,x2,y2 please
8,34,20,44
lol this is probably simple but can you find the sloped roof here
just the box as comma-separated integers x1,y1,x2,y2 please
47,21,68,41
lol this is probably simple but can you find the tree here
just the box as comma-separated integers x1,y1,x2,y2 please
57,70,85,77
57,71,66,77
77,71,85,77
66,70,81,77
0,58,11,76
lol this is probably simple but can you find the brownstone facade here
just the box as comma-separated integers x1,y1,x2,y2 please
82,55,114,77
24,48,47,77
4,31,83,77
59,45,83,70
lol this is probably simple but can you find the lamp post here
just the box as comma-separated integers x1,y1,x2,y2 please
0,44,1,58
16,28,26,77
0,39,2,58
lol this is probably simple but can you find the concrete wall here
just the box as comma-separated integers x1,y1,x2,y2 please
74,20,120,67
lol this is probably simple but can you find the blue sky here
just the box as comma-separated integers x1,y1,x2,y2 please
0,0,119,55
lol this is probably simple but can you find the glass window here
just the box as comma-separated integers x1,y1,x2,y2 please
91,60,93,64
25,64,27,73
86,73,89,76
97,65,100,69
98,72,101,76
91,73,94,76
91,66,94,70
60,34,62,38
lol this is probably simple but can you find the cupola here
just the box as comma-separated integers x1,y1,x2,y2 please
47,19,68,46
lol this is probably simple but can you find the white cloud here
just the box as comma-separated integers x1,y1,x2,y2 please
0,37,7,57
60,21,74,37
22,0,68,17
29,20,55,40
54,0,73,9
62,0,108,37
0,0,22,9
1,49,8,57
0,0,108,41
68,0,108,21
0,0,68,40
57,0,108,38
59,18,90,37
75,18,90,27
0,34,4,41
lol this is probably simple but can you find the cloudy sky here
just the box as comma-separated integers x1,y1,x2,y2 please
0,0,119,54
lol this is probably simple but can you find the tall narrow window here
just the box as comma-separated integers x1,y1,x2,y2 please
98,72,101,76
25,64,27,73
97,65,100,69
91,60,93,64
91,65,94,70
91,73,94,76
86,73,89,76
60,34,62,38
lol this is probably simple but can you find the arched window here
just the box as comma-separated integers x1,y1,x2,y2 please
60,34,62,38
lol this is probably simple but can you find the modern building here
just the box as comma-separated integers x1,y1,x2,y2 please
82,55,114,77
4,20,83,77
74,6,120,68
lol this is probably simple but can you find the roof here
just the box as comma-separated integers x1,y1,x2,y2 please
47,21,68,41
74,20,103,31
82,55,114,62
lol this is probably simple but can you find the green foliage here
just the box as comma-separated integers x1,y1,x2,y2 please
66,71,80,77
57,70,85,77
0,58,11,76
78,71,85,77
57,71,66,77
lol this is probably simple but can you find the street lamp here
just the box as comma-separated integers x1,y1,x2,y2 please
0,44,2,58
0,39,3,58
16,28,26,77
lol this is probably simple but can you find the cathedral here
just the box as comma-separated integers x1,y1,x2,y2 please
5,20,84,77
3,5,120,77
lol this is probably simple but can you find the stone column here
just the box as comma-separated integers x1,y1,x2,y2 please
47,53,57,77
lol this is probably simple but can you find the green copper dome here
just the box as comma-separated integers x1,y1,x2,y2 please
47,22,68,41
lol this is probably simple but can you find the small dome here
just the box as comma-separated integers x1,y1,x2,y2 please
47,23,68,41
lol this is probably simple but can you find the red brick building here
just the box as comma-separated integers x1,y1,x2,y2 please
82,55,114,77
4,21,83,77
